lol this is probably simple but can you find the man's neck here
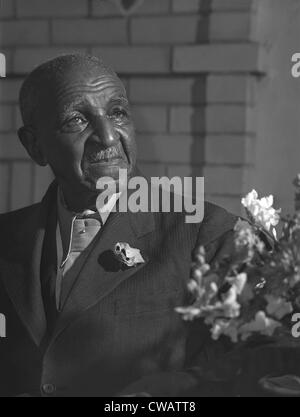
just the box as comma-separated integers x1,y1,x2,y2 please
59,184,98,213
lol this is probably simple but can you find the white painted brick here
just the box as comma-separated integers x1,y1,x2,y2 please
203,165,245,195
0,21,50,47
91,0,120,17
0,0,15,19
13,47,88,74
172,0,203,13
0,79,23,103
92,46,171,74
172,0,255,13
205,135,255,164
210,12,253,41
0,134,30,159
92,0,171,16
207,75,256,104
206,105,256,134
173,43,265,73
170,105,256,134
138,162,166,179
134,0,171,15
52,19,127,45
132,105,168,133
211,0,256,11
131,16,206,44
206,194,243,215
167,163,202,178
14,105,22,129
137,134,204,164
130,77,205,104
0,104,13,131
16,0,88,17
170,106,205,133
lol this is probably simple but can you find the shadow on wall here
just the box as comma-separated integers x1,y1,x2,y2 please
135,1,212,184
190,0,211,184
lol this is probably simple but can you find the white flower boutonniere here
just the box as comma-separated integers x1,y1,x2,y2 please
114,242,145,268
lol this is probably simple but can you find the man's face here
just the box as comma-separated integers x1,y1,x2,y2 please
33,67,137,193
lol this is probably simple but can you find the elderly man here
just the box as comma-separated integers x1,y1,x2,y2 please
0,54,237,397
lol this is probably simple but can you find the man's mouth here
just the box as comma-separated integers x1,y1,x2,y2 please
86,146,125,165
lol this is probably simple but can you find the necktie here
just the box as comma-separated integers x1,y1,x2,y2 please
57,215,102,310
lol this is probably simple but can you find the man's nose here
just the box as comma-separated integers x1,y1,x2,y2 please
92,115,120,147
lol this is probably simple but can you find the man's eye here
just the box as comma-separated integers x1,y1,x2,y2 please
62,115,88,131
67,116,87,125
110,108,128,122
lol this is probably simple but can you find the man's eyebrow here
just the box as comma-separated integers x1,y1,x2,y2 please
61,98,86,117
60,95,130,120
109,96,129,105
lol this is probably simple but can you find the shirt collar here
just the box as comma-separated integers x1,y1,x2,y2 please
57,187,121,261
57,187,121,221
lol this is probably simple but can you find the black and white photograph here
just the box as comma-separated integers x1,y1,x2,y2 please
1,0,300,400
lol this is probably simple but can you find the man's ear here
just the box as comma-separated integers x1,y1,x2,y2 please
18,126,48,166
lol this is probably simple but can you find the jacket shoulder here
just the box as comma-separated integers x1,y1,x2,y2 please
0,204,40,228
0,204,41,256
155,199,237,245
203,201,237,228
0,181,56,234
199,201,238,245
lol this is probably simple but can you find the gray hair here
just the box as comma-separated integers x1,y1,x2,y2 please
19,53,117,127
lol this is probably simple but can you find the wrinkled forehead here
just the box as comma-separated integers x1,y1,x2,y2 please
57,65,125,98
40,65,127,114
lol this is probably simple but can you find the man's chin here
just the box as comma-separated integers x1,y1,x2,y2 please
83,163,133,191
85,159,129,175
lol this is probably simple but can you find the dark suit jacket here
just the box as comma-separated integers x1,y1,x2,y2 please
0,181,237,397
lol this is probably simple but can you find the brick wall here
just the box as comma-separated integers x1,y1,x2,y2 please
0,0,264,214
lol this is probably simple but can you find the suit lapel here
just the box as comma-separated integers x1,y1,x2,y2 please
0,244,46,347
0,182,58,346
50,206,156,343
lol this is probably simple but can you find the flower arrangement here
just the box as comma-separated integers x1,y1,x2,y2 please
176,177,300,343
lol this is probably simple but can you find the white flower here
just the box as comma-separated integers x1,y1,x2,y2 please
239,311,282,341
175,306,201,321
187,279,199,294
221,289,241,319
241,190,281,231
290,273,300,288
211,319,239,343
226,273,248,296
293,174,300,190
241,189,259,210
265,295,293,320
239,282,255,303
216,274,247,319
114,242,145,267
